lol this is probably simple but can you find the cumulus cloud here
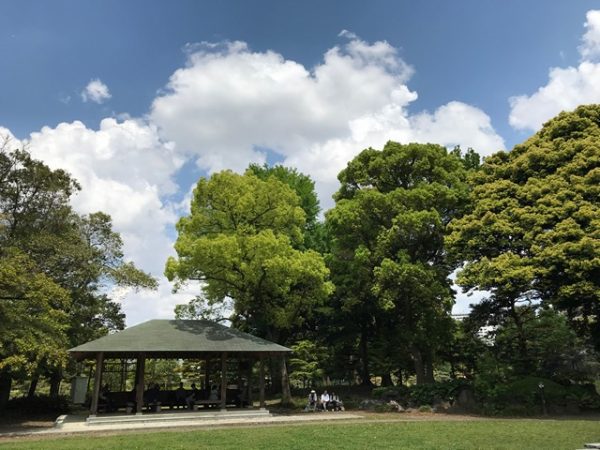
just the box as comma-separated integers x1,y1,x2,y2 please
4,33,506,323
81,78,112,103
10,119,187,325
152,34,504,208
580,10,600,61
509,10,600,131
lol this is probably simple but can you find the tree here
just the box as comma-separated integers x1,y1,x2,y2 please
327,141,472,384
0,249,70,407
246,163,329,252
166,170,333,402
0,138,156,401
0,138,77,405
447,105,600,351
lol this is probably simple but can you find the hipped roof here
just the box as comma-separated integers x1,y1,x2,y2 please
69,319,291,360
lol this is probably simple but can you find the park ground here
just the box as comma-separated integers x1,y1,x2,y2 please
1,412,599,449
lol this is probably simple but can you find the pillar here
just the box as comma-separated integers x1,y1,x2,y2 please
90,352,104,416
220,352,227,411
259,354,266,410
204,358,210,391
246,359,253,408
135,353,146,415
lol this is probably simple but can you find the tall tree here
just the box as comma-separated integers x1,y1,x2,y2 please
327,141,472,384
0,138,156,401
166,170,333,402
447,105,600,352
246,163,330,252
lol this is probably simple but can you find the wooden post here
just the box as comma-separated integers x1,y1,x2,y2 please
204,358,210,391
259,354,266,410
90,352,104,416
246,359,253,408
135,353,146,415
220,352,227,411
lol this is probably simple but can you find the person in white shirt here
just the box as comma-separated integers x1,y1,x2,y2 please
305,389,318,411
320,390,330,411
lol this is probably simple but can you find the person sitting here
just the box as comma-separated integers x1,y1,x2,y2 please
208,384,219,401
174,382,187,408
330,392,344,411
186,383,200,409
305,389,318,412
320,390,330,411
99,383,114,412
145,383,162,411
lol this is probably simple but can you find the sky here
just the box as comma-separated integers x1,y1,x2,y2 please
2,1,600,325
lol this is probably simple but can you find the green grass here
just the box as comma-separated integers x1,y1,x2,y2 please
1,419,599,449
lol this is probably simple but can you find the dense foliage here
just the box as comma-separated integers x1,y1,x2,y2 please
326,142,473,385
0,138,155,407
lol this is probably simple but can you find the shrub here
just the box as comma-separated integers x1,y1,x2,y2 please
418,405,433,413
374,402,397,413
372,385,410,402
409,380,466,406
6,394,71,414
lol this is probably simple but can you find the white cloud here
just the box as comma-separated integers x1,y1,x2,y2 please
152,34,503,209
4,33,506,323
81,78,112,104
9,119,186,325
509,10,600,131
580,10,600,61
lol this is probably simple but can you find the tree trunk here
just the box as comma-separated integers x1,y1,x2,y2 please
396,369,403,386
424,356,435,384
381,372,394,386
412,347,426,385
280,356,292,405
509,302,530,372
49,368,62,398
27,375,39,399
359,328,372,386
0,371,11,409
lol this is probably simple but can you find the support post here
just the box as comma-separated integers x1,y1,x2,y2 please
259,354,266,410
204,358,210,391
90,352,104,416
246,359,253,408
135,353,146,415
220,352,227,411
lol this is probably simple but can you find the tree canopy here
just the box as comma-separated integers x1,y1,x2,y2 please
0,138,156,405
326,142,473,384
166,170,333,337
447,105,600,352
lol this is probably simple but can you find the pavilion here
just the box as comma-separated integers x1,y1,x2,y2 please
69,319,292,416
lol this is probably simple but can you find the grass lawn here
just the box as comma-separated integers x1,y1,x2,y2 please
1,419,599,449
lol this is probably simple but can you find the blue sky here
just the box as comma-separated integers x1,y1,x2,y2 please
2,1,599,324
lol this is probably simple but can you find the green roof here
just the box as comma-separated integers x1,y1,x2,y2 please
69,320,291,360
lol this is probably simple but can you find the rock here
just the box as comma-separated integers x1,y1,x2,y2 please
387,400,404,412
433,400,451,413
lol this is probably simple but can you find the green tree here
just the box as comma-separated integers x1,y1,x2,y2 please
0,249,70,407
166,170,333,402
327,141,472,384
246,163,330,252
288,340,327,388
0,138,156,401
447,105,600,353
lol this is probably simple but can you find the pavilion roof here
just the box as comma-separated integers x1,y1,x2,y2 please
69,319,291,360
